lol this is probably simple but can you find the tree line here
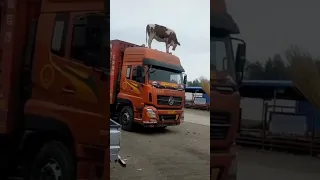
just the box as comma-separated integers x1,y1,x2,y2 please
244,53,291,80
187,76,209,87
188,52,318,86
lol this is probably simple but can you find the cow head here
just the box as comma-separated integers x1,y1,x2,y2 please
172,44,178,51
172,41,180,51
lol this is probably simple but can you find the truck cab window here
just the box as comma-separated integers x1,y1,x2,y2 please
211,39,227,71
70,13,107,67
51,13,69,56
132,66,145,83
126,66,132,79
211,36,236,79
132,67,137,81
0,5,3,35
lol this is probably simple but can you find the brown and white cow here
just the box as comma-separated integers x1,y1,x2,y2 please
146,24,180,53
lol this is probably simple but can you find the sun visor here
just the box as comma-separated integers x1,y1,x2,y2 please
211,12,240,34
143,58,185,72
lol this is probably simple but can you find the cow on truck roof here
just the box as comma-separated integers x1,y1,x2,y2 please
146,24,180,53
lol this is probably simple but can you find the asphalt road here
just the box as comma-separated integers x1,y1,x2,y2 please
110,109,210,180
237,146,320,180
111,108,320,180
8,107,320,179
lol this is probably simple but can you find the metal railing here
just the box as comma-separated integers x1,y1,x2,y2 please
237,102,320,155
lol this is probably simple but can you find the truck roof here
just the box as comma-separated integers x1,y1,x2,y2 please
125,47,181,66
211,0,239,34
111,39,182,66
211,0,227,13
111,39,139,47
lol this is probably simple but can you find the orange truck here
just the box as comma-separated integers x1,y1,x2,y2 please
211,0,246,179
110,40,187,131
0,0,110,179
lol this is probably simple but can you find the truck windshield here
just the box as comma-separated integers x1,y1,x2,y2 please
148,66,183,84
211,36,236,79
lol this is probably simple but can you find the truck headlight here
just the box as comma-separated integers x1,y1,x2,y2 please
146,108,156,118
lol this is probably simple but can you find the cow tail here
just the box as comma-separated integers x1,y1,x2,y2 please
146,25,148,45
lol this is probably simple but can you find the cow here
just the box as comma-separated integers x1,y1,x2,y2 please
146,24,180,53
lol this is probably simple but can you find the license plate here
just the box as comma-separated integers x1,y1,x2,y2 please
211,168,220,180
168,110,176,114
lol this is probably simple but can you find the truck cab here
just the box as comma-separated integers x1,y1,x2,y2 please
110,40,186,131
0,0,110,179
211,0,246,179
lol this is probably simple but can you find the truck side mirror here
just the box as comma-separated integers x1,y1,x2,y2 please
235,43,246,83
231,37,246,83
235,43,246,73
183,75,187,87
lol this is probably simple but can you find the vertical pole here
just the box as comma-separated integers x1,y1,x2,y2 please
273,89,277,112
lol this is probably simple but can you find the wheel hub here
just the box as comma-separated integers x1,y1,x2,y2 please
40,159,62,180
121,112,130,124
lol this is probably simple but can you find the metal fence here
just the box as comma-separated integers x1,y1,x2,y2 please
237,102,320,155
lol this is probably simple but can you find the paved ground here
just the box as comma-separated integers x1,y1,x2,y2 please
110,109,210,180
110,108,320,180
237,146,320,180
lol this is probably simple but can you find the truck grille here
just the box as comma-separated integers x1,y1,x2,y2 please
157,95,182,106
159,114,177,121
211,112,230,139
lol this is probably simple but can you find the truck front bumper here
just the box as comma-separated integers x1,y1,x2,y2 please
135,106,184,127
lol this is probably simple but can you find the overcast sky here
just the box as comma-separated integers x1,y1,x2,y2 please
110,0,210,81
227,0,320,63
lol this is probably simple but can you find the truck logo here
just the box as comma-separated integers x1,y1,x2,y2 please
40,64,55,89
168,96,175,105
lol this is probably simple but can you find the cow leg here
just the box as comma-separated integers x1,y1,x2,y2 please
165,38,170,53
148,35,154,48
166,44,170,53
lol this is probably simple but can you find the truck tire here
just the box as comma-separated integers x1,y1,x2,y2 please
119,106,134,131
27,141,75,180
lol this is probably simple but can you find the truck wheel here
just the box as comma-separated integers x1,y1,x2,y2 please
119,106,134,131
27,141,75,180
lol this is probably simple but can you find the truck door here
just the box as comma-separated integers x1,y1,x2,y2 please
65,12,109,137
30,11,108,146
123,65,143,109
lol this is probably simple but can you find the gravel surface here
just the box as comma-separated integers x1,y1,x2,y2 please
110,109,210,180
237,146,320,180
